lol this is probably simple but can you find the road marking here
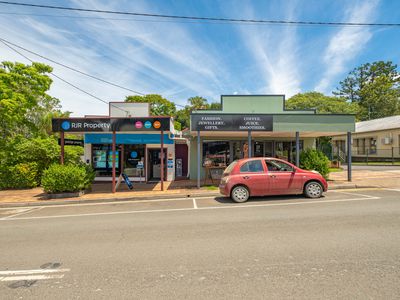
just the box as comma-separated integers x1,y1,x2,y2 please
0,196,380,222
330,190,378,198
0,196,216,210
0,274,65,281
2,207,43,219
0,268,70,282
384,188,400,192
193,198,198,209
0,268,70,276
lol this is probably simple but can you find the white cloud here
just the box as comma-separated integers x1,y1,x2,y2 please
315,0,379,93
0,0,233,116
237,3,302,97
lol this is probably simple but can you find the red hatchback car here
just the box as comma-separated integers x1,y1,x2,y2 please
219,157,328,203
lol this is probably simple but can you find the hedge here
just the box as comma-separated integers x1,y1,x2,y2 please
41,164,94,193
0,163,39,189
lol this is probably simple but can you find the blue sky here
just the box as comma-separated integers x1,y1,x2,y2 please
1,0,399,116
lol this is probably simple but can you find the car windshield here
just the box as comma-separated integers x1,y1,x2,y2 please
223,161,238,175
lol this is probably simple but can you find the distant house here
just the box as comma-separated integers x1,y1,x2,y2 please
332,115,400,162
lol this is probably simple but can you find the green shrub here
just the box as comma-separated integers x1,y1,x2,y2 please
64,145,84,165
0,163,39,189
41,164,89,193
300,149,330,179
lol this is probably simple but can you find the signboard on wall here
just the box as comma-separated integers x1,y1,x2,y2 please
58,138,84,146
190,114,273,131
52,117,170,132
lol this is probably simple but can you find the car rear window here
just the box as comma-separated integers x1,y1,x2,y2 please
223,161,238,175
240,160,264,173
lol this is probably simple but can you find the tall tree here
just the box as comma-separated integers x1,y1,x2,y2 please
175,96,222,130
286,92,359,115
334,61,400,120
0,61,64,141
125,94,176,116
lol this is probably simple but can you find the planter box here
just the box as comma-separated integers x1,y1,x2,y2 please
45,190,85,199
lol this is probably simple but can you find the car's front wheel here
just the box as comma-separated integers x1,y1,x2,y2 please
231,185,250,203
304,181,323,198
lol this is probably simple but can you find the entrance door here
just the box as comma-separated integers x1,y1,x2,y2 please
175,144,188,178
147,149,167,181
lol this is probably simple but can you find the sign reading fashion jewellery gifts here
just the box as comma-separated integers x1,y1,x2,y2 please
190,114,273,131
52,118,170,132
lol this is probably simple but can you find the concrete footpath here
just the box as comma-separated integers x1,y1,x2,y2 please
0,168,399,208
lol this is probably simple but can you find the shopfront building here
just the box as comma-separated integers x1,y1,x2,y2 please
190,95,355,186
52,102,188,192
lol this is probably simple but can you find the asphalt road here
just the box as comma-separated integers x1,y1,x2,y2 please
1,188,400,299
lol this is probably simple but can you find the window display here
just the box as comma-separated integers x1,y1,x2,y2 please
202,141,230,167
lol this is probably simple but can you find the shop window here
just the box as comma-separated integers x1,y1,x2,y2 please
240,160,264,173
254,141,264,157
124,145,145,177
275,141,303,163
203,141,230,167
92,144,120,177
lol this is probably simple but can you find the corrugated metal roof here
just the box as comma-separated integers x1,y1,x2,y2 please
356,115,400,133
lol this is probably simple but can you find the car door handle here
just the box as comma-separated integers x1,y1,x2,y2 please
243,176,250,179
269,174,276,178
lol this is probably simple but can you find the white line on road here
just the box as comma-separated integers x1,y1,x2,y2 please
0,196,380,222
0,274,65,281
0,195,215,210
193,198,198,209
330,190,379,198
384,188,400,192
0,268,70,276
2,207,43,219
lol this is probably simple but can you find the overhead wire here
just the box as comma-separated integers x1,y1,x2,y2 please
0,1,399,27
0,39,130,115
0,37,187,109
0,37,145,96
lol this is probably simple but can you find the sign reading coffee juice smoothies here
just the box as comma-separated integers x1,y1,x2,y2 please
52,118,170,132
190,114,273,131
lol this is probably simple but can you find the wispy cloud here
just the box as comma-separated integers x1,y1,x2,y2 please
315,0,379,93
237,2,301,97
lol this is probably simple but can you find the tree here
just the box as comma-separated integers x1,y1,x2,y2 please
359,76,400,120
334,61,400,120
0,61,61,141
175,96,222,130
125,94,176,116
286,92,359,115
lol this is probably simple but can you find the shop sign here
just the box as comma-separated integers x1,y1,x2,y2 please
58,138,84,146
52,117,170,132
191,114,273,131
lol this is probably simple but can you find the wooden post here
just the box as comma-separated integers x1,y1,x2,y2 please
121,144,124,174
248,130,252,158
60,131,65,165
197,130,201,189
295,131,300,167
347,132,352,182
160,130,164,191
112,131,116,193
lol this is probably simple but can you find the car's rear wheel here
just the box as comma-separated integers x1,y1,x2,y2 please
231,185,250,203
304,181,323,198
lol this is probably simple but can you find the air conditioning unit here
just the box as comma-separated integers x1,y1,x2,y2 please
381,137,392,145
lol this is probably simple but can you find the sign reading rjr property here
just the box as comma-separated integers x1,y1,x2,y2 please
191,114,273,131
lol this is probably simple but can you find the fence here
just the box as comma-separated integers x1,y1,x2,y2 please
332,147,400,165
